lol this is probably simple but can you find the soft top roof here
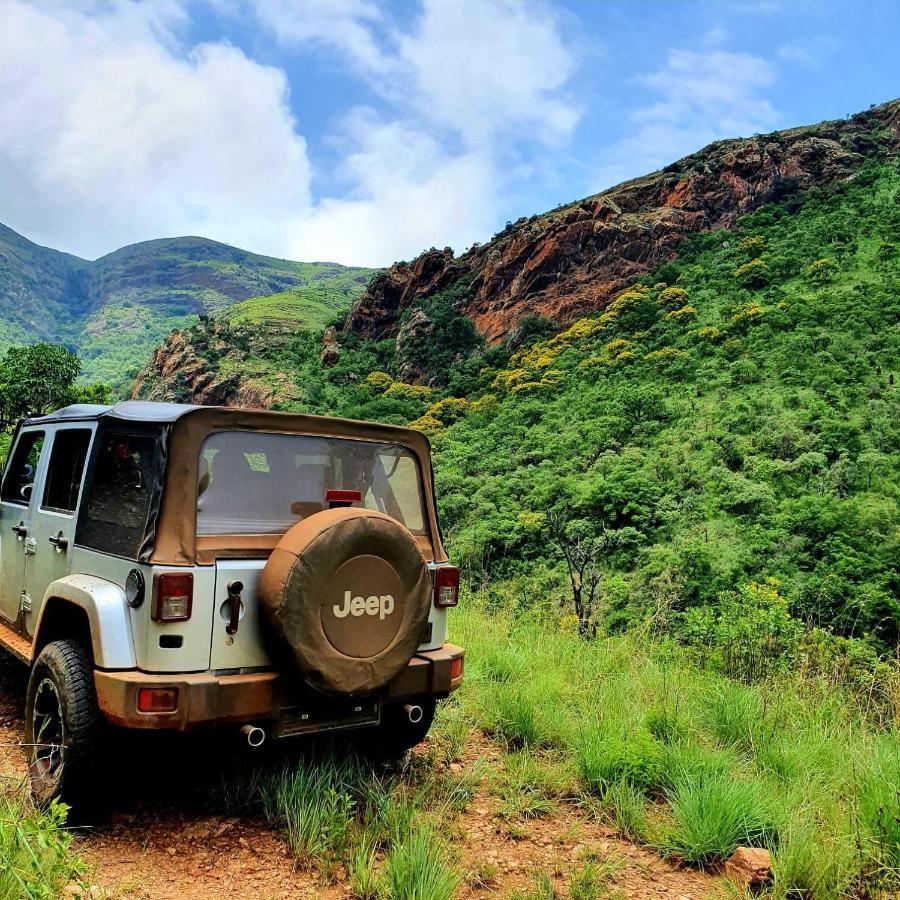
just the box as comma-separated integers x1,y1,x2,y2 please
26,401,200,425
24,401,427,444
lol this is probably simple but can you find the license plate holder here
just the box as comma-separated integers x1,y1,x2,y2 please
276,699,380,738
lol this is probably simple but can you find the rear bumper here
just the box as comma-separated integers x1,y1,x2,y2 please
94,643,464,731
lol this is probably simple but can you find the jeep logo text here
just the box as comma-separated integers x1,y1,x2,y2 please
333,591,395,620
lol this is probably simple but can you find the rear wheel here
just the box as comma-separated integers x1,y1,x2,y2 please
25,640,100,812
367,700,436,760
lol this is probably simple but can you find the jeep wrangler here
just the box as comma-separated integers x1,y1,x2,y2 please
0,402,463,807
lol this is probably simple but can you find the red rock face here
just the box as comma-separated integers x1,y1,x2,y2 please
131,325,280,408
346,100,900,346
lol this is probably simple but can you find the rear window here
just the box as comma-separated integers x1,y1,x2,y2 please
76,430,163,558
196,431,426,536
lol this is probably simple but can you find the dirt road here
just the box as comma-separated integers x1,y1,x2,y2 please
0,656,723,899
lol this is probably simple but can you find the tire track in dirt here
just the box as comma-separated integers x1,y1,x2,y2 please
0,655,724,899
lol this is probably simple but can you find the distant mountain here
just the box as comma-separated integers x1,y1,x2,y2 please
0,225,374,385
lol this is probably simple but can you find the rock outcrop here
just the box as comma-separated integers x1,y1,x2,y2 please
132,323,285,408
345,100,900,345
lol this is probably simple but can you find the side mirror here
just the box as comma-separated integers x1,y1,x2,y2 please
20,484,32,501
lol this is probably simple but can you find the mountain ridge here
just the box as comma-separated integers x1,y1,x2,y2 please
346,98,900,345
0,223,374,384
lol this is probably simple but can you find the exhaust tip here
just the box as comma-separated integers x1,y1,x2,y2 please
404,704,424,725
241,724,266,748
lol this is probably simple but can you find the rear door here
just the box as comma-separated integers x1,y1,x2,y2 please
210,560,270,670
0,428,46,624
24,425,94,636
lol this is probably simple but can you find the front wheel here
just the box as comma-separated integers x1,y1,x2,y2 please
25,640,100,811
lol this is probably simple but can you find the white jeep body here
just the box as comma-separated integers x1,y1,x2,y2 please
0,402,462,741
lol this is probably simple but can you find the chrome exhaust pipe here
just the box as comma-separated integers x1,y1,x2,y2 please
404,704,424,725
241,724,266,748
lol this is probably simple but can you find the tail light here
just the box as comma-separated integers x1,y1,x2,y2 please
137,687,178,713
152,573,193,622
434,566,460,608
450,656,464,680
326,489,362,509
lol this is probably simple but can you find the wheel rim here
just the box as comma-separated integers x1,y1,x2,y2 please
32,678,65,785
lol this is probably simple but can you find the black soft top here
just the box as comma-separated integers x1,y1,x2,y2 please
24,401,202,426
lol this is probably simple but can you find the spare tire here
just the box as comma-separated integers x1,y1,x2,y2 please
258,507,431,696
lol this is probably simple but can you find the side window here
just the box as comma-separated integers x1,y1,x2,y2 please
1,430,45,504
42,429,92,514
76,431,161,558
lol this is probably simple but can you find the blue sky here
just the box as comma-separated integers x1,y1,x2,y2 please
0,1,897,266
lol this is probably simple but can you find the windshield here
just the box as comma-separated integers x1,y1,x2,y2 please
196,431,426,535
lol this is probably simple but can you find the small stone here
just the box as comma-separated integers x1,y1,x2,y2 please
725,847,772,887
167,846,177,857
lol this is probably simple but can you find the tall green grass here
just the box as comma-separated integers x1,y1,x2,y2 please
453,599,900,895
243,748,463,894
0,787,82,899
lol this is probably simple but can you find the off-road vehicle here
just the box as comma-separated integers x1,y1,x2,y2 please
0,402,463,806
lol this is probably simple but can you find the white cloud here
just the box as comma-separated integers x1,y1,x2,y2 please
396,0,578,146
241,0,390,74
0,0,312,259
594,48,778,191
0,0,578,266
235,0,580,263
285,112,496,264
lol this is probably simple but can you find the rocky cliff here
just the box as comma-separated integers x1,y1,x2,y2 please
131,321,299,408
346,99,900,344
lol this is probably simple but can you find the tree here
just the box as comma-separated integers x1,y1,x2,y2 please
0,344,82,428
546,510,608,639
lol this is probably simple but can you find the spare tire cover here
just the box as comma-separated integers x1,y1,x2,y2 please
258,507,431,695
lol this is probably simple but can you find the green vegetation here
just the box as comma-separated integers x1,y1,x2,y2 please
0,224,373,387
217,748,467,896
225,282,367,331
222,161,900,662
0,788,82,898
175,162,899,894
453,599,899,893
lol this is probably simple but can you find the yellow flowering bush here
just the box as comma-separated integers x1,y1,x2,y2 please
732,258,769,288
426,396,469,424
730,304,766,324
694,326,722,341
470,393,498,415
739,235,767,253
667,305,697,319
645,347,688,363
365,371,393,392
604,338,631,354
408,414,443,436
383,381,433,400
658,286,689,307
806,258,836,283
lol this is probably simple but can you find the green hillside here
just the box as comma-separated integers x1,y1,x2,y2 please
0,226,373,386
174,160,899,652
126,161,900,893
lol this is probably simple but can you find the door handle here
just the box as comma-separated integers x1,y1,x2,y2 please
48,531,69,552
225,580,244,636
11,522,27,538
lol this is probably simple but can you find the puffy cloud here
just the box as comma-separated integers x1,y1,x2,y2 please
284,112,496,265
0,0,312,259
595,48,778,190
0,0,578,266
236,0,580,263
396,0,578,146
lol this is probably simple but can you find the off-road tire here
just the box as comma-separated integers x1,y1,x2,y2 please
367,700,437,760
25,639,100,811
